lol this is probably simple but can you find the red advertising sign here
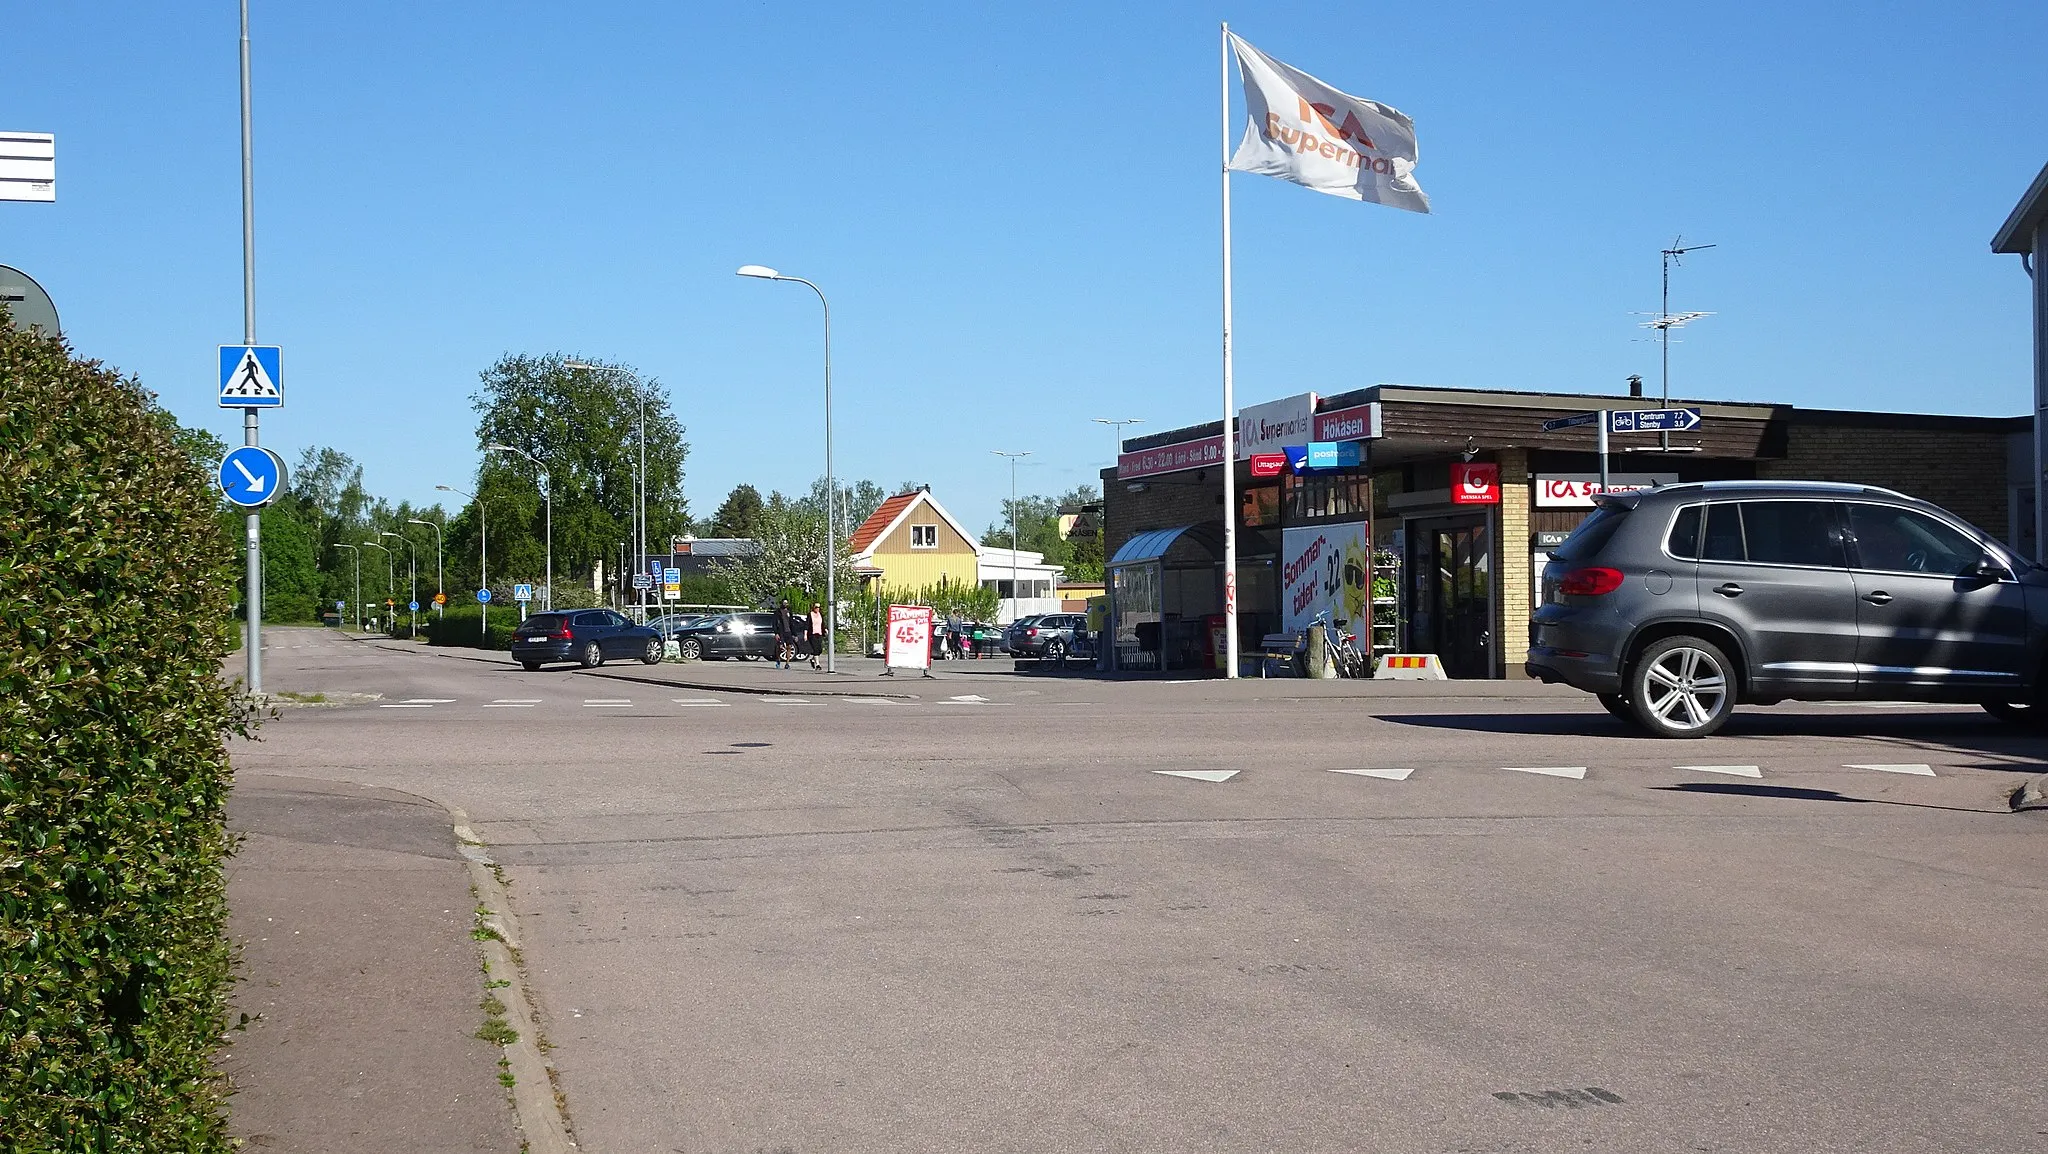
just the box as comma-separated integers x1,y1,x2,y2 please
1117,434,1227,480
1450,462,1500,505
1313,402,1382,443
1248,453,1287,478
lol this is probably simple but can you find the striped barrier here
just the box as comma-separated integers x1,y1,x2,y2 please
1373,653,1446,680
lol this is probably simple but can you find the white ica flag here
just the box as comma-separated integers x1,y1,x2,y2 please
1226,33,1429,214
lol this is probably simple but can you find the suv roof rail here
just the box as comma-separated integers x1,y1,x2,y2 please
1644,479,1914,500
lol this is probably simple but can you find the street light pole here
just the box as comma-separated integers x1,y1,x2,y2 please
237,0,264,692
737,265,837,672
1091,418,1143,475
409,517,443,617
488,444,550,611
438,484,487,640
382,530,416,636
361,539,391,632
992,450,1032,624
333,543,360,631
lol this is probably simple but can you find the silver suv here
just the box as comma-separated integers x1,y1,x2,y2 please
1526,481,2046,737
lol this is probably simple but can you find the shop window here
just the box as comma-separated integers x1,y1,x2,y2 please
910,524,937,549
1283,472,1370,522
1241,484,1280,528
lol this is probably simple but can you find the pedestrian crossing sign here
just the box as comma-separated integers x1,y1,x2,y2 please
218,345,283,408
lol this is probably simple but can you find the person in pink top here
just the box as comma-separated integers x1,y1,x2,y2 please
807,603,825,669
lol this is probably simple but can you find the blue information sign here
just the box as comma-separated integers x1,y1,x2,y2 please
408,600,419,612
476,588,492,603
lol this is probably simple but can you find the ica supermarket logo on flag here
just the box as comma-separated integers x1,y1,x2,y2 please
1226,32,1429,214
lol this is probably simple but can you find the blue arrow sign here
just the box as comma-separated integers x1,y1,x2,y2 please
218,345,283,408
1608,407,1702,433
476,588,492,603
217,446,288,508
408,600,419,612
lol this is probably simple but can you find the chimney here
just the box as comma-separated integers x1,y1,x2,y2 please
1627,374,1644,398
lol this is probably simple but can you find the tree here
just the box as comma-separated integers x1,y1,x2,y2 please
470,353,691,597
707,496,858,614
707,483,765,538
800,476,888,539
980,484,1105,580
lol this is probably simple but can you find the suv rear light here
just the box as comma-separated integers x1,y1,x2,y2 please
1027,628,1037,637
552,622,573,640
1557,567,1624,596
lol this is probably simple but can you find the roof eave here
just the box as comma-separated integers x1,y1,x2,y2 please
1992,161,2048,255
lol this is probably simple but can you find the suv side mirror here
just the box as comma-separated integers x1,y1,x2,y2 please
1965,556,2009,583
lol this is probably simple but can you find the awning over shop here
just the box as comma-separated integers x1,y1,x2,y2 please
1109,522,1225,568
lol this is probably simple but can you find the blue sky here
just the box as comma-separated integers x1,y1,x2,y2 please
7,1,2045,534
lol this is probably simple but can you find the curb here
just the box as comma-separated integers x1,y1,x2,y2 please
2014,774,2048,812
443,803,578,1153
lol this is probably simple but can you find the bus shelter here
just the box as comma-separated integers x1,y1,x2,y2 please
1106,522,1225,671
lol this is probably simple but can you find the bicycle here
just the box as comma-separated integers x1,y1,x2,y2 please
1303,611,1365,678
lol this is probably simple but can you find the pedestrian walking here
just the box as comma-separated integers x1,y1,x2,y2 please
807,603,824,669
774,598,796,669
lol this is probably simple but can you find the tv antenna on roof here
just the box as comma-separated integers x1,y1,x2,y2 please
1636,237,1716,449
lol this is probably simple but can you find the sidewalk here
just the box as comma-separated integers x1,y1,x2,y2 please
222,774,522,1153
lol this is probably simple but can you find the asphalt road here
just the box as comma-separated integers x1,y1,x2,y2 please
235,627,2048,1154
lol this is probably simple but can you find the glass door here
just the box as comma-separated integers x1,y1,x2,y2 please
1426,518,1493,678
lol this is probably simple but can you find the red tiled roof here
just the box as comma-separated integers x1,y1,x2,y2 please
848,493,919,554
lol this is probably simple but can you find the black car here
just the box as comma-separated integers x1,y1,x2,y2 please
1006,613,1087,664
511,609,663,670
647,612,711,639
669,612,779,661
1526,481,2046,737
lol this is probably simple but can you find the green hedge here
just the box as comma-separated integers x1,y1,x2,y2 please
424,603,517,650
1,324,251,1148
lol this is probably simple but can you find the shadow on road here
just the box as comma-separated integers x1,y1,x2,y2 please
1652,781,2011,815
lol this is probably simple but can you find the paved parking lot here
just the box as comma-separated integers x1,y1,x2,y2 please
234,628,2047,1154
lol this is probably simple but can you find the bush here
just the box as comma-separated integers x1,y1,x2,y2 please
0,324,251,1149
424,603,517,650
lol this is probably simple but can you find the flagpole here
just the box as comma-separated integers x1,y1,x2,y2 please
1219,22,1240,679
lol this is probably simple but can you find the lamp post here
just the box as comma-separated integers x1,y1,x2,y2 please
361,539,392,633
1091,418,1143,473
737,264,838,672
992,450,1032,625
437,484,486,640
332,543,361,631
408,517,443,617
564,359,651,621
488,443,551,610
382,530,416,636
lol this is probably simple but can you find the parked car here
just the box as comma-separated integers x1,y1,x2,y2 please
1007,613,1088,664
1526,480,2047,737
511,609,662,671
647,612,710,639
669,612,779,661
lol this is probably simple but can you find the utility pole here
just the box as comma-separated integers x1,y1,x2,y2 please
238,0,263,691
992,450,1032,624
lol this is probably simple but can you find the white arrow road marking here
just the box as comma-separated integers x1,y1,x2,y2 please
1675,764,1763,778
1154,769,1239,783
1845,763,1937,776
672,698,729,707
232,457,266,493
1503,766,1588,780
1331,768,1415,781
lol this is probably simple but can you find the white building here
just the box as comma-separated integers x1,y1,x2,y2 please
977,545,1063,624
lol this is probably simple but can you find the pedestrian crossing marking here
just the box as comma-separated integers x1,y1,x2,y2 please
1503,766,1588,780
1675,765,1762,778
1845,763,1936,776
1332,768,1415,781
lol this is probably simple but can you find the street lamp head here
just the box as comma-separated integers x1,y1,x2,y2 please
380,530,399,538
486,443,513,453
561,359,596,371
435,484,458,492
735,264,780,280
408,518,432,527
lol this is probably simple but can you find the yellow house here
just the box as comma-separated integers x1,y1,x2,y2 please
848,489,980,592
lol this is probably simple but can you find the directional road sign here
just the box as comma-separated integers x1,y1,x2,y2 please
218,345,282,407
1607,407,1702,433
476,588,492,603
1541,412,1602,432
632,573,652,590
513,583,534,602
216,446,288,508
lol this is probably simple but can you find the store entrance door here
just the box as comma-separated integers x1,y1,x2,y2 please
1415,515,1494,678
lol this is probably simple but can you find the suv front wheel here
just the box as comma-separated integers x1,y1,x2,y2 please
1627,636,1735,738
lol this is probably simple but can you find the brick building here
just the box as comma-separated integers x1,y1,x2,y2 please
1103,384,2029,678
